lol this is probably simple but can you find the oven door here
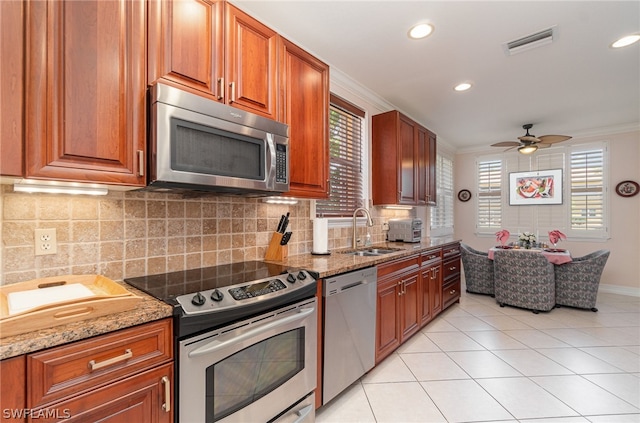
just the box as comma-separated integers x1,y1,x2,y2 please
178,298,317,423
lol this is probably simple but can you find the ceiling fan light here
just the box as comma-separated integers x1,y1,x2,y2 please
408,23,434,40
611,34,640,48
518,145,538,155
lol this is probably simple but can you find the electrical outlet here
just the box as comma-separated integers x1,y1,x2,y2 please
382,222,389,231
35,228,57,256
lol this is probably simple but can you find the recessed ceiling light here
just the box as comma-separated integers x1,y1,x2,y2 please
408,23,434,40
454,82,472,92
611,34,640,48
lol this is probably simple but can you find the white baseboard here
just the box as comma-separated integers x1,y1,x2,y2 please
599,283,640,298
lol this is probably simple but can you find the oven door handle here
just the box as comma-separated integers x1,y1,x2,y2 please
188,307,315,358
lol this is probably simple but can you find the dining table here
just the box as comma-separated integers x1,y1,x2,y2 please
488,246,572,265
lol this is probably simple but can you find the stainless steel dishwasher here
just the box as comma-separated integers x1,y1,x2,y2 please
322,266,377,405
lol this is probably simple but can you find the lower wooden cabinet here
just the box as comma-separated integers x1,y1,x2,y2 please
375,243,460,362
0,318,173,423
375,255,420,363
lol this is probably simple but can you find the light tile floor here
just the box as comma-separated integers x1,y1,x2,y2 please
316,291,640,423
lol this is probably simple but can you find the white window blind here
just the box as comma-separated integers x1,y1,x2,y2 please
477,159,503,232
570,147,605,232
474,143,608,240
430,153,454,236
316,94,365,217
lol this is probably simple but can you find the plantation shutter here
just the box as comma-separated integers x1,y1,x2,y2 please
430,153,454,236
316,94,365,217
477,159,502,233
570,147,605,232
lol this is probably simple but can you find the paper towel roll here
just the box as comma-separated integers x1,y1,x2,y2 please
313,218,329,254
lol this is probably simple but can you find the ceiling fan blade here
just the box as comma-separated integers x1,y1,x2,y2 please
536,143,552,149
491,141,521,147
518,135,541,143
538,135,572,144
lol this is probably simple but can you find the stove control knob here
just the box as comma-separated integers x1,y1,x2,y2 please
286,274,296,284
191,292,206,306
297,271,307,280
210,289,224,302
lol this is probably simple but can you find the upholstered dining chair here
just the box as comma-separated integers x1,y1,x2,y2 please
493,249,556,313
460,243,495,296
554,249,610,312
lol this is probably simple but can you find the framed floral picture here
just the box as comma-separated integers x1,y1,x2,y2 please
509,169,563,205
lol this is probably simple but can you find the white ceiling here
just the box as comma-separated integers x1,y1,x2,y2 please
233,1,640,151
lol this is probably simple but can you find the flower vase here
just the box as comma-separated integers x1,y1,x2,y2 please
524,241,531,249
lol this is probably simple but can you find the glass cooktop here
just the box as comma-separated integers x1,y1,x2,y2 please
124,260,293,302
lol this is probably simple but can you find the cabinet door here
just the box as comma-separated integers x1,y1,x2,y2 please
416,125,428,205
0,0,24,177
376,278,400,364
29,364,173,423
420,267,433,326
399,271,420,341
398,114,417,204
279,37,329,199
225,3,278,119
427,130,437,205
148,0,223,99
1,355,26,422
25,0,146,186
430,265,442,315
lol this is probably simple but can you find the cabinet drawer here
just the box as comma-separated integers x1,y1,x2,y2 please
420,249,442,266
442,243,461,259
443,257,461,280
28,319,172,408
377,255,419,279
442,280,461,308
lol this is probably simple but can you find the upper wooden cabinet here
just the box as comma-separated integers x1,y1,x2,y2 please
24,0,147,186
372,110,437,206
148,0,278,120
0,0,24,177
279,37,330,198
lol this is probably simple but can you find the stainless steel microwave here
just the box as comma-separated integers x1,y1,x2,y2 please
147,83,289,195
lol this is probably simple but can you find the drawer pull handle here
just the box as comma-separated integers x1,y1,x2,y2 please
162,376,171,412
88,349,132,371
450,289,457,295
229,81,236,103
217,77,224,100
449,266,457,271
137,150,144,177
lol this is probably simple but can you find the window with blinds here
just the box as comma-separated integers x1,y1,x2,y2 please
430,153,454,236
477,159,503,231
315,94,365,217
474,143,608,239
570,148,605,231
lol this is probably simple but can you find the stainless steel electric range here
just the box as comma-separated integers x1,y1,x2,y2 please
125,261,318,423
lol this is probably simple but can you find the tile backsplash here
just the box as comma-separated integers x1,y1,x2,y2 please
0,186,406,285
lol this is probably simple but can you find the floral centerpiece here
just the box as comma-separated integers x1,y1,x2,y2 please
548,230,566,248
495,229,510,247
519,232,536,249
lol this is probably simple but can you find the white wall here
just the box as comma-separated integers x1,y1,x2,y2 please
454,130,640,296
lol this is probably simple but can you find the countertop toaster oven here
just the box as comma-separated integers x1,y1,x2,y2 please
387,218,423,243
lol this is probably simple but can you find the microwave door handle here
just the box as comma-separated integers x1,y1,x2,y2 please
188,307,314,358
265,133,276,183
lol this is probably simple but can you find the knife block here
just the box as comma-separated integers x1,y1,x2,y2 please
265,232,288,261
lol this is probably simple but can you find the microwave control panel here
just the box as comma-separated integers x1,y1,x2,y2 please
275,144,288,183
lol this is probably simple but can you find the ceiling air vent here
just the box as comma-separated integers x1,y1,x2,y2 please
503,25,557,56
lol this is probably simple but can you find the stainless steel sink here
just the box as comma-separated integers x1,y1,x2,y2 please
339,247,404,256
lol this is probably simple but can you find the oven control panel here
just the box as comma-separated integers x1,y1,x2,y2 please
176,270,315,315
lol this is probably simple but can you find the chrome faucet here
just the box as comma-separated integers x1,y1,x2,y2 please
352,207,374,248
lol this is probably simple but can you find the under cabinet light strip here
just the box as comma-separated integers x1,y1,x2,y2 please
13,180,109,196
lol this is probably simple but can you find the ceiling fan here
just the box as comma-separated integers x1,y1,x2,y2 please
491,124,572,154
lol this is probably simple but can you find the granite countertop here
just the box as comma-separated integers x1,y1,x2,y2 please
273,237,461,279
0,283,173,360
0,237,459,361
